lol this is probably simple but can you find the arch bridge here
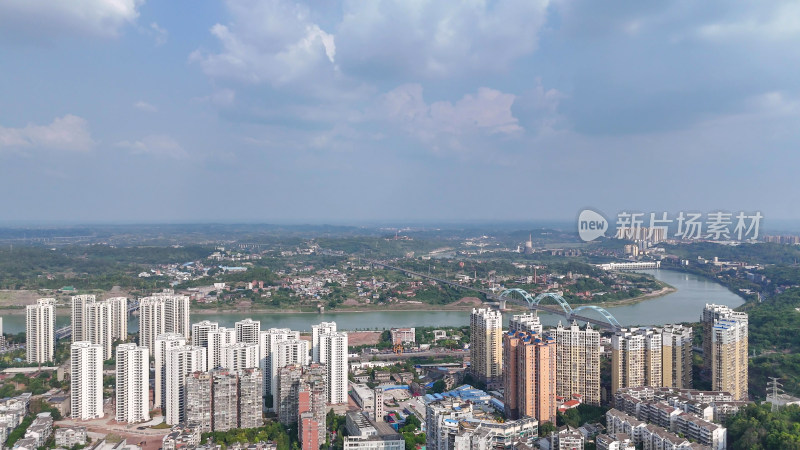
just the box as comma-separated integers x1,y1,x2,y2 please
497,289,622,330
360,258,622,331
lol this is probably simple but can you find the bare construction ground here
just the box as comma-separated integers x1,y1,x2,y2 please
0,287,128,313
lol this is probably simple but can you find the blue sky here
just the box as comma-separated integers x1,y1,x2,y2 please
1,0,798,224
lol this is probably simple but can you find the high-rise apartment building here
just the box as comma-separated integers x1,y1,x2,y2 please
71,295,94,343
71,296,127,356
702,304,748,400
612,325,695,395
71,342,104,420
154,333,187,411
272,338,311,409
191,320,219,349
300,366,328,448
115,343,150,423
661,324,693,389
311,322,337,363
164,293,190,340
185,368,264,432
185,372,213,433
312,322,348,404
612,328,663,395
551,321,601,406
711,316,748,400
222,342,259,371
277,365,302,425
239,368,264,429
85,301,113,360
260,328,301,400
139,293,190,353
702,304,747,372
212,370,239,431
319,330,348,404
235,318,261,344
26,298,55,363
106,297,128,341
139,297,165,353
208,327,236,370
165,345,207,425
299,392,320,450
277,364,327,428
509,313,543,335
503,330,556,423
469,308,503,386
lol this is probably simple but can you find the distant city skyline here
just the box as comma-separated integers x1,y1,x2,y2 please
1,1,798,223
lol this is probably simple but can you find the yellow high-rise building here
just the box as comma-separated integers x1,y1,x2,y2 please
611,328,662,394
711,317,748,400
552,321,601,405
661,324,693,389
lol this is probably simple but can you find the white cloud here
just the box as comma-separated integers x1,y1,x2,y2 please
0,115,95,153
336,0,550,78
698,2,800,41
0,0,143,40
514,79,566,135
116,135,188,159
381,84,522,151
133,101,158,112
195,89,236,108
147,22,168,46
190,0,336,85
194,0,550,86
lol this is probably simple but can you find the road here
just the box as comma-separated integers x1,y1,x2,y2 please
351,349,468,362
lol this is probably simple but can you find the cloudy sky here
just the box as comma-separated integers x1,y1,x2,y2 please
1,0,798,224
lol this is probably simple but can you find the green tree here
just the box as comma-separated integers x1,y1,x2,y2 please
538,422,556,437
726,403,800,450
430,379,447,394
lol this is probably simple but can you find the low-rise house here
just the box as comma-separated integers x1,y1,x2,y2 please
22,412,53,448
55,426,88,447
675,413,726,450
162,426,201,450
549,426,585,450
595,433,635,450
13,437,39,450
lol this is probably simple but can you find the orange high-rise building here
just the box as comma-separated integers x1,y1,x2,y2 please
298,389,320,450
503,330,556,424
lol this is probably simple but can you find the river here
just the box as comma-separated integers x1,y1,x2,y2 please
0,269,745,334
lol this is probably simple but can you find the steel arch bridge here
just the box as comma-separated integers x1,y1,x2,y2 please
498,289,622,329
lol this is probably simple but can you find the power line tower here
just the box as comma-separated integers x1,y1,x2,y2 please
767,377,785,412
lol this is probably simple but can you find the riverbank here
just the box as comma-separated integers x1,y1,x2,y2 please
659,264,754,303
0,283,676,316
0,307,73,316
189,302,507,315
190,279,677,314
590,284,676,309
0,270,745,333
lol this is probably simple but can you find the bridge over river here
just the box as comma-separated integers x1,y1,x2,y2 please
367,260,622,331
